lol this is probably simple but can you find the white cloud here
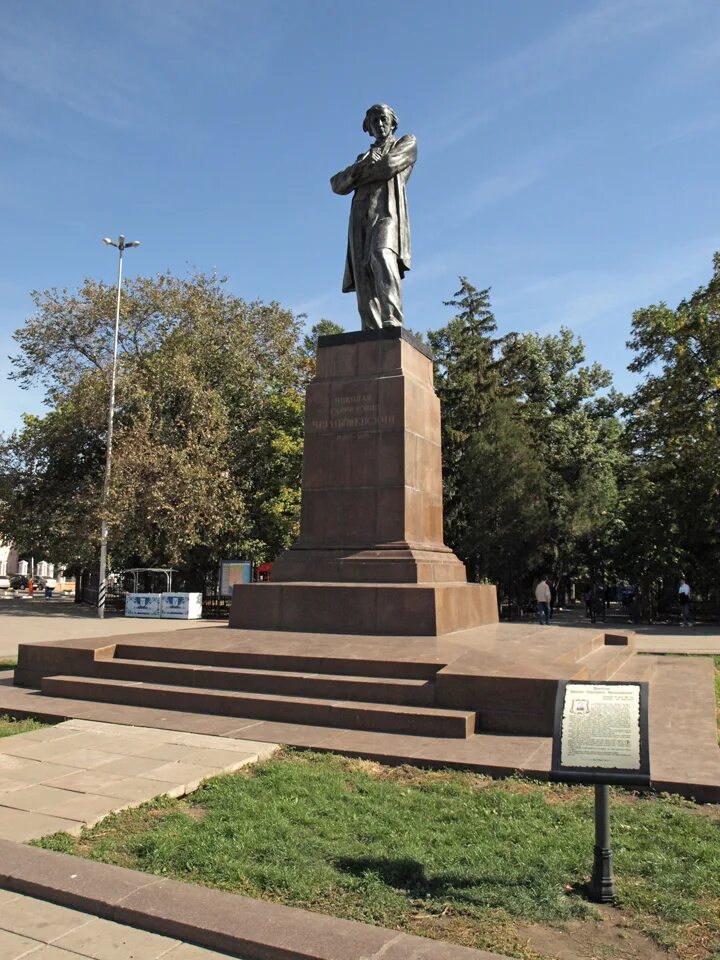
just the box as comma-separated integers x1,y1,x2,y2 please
453,131,583,217
644,32,720,95
425,0,703,155
422,109,494,157
0,1,280,133
489,0,695,98
495,235,720,336
661,113,720,144
0,21,138,127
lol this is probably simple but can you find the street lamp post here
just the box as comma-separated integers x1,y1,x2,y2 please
98,235,140,619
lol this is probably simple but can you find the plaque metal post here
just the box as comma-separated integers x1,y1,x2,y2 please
590,783,616,902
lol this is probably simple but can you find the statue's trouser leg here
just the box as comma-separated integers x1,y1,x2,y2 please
369,247,403,328
355,247,403,330
354,259,382,330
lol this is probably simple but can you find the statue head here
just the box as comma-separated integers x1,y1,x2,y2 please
363,103,399,139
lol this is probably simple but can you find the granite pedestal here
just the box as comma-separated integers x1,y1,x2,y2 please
230,328,497,635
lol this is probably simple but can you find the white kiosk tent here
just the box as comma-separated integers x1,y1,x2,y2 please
122,568,202,620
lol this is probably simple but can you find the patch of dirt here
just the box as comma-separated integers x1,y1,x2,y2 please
404,909,544,959
404,903,717,960
513,906,674,960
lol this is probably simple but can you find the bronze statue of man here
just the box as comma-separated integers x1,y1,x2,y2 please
330,104,417,330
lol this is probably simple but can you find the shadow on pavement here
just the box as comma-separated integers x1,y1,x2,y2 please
0,598,124,619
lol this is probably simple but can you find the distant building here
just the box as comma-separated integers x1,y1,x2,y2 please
0,539,64,581
0,541,19,577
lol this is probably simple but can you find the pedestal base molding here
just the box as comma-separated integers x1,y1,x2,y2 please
229,582,498,636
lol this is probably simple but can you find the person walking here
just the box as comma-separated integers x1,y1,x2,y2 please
584,585,596,623
678,577,693,627
535,577,551,625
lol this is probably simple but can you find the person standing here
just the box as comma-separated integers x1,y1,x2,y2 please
535,578,551,625
678,577,693,627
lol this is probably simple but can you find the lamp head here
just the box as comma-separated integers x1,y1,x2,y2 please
101,238,116,246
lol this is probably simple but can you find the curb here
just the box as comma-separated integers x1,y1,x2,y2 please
0,840,507,960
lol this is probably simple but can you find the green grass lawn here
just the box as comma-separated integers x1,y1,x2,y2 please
36,750,720,959
0,714,46,738
0,658,17,669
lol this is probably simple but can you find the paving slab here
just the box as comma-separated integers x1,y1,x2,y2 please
0,775,33,793
635,633,720,654
0,758,82,783
0,719,277,839
53,914,182,959
0,927,42,959
164,945,244,959
0,808,81,842
0,890,238,959
0,892,94,940
66,754,170,778
41,794,125,829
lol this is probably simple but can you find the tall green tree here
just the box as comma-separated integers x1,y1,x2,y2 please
429,280,623,597
501,328,624,591
0,273,307,574
429,279,549,585
619,252,720,597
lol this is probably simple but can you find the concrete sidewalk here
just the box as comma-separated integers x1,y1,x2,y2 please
529,609,720,654
0,597,219,659
0,719,277,841
0,888,238,959
634,632,720,655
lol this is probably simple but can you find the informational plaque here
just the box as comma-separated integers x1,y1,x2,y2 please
550,681,650,786
219,560,252,598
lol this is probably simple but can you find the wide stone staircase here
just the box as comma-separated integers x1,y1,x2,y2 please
20,629,646,742
39,647,475,738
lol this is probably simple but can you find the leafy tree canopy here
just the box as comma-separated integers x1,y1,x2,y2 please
617,253,720,592
0,273,307,574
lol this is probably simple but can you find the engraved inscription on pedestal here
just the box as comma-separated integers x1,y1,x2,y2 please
309,392,396,433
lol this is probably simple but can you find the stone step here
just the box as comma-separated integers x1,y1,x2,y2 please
550,630,631,666
93,658,435,706
577,643,635,681
613,654,657,683
41,676,476,738
113,644,443,680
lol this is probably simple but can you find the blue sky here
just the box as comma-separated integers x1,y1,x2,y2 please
1,0,719,431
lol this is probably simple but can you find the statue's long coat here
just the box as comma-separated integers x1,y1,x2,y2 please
330,134,417,293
